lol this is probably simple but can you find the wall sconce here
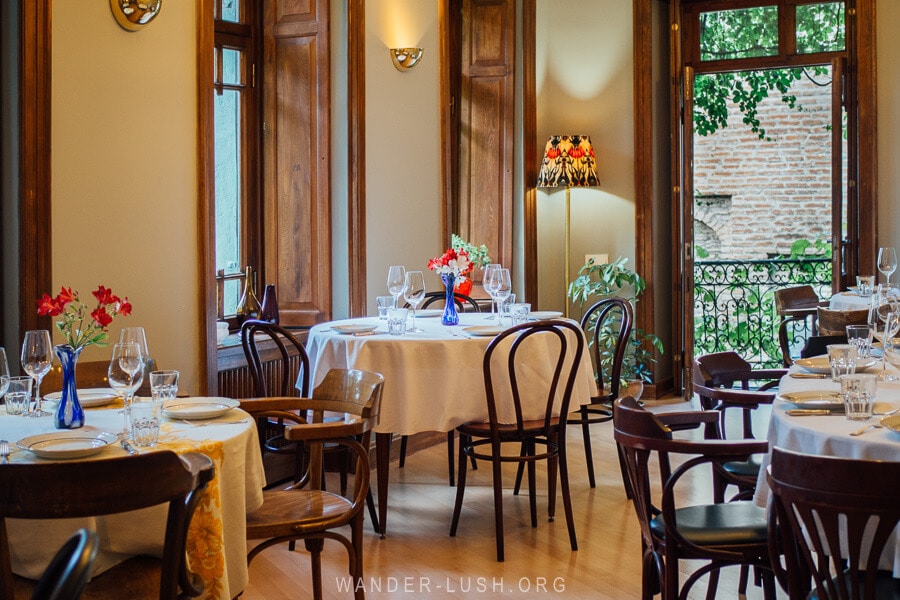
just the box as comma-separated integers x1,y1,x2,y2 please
390,48,424,72
110,0,163,32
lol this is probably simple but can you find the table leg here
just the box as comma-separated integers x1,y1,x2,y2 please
376,432,391,538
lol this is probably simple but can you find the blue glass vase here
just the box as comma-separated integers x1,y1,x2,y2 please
441,274,459,326
54,344,85,429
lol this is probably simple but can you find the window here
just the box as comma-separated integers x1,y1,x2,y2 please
213,0,260,322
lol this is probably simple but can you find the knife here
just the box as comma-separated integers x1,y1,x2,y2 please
120,439,138,455
786,409,837,416
789,373,829,379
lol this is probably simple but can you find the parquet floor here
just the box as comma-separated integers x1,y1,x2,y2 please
240,397,785,599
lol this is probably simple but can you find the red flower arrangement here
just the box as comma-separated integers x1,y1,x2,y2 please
427,248,473,280
37,285,132,349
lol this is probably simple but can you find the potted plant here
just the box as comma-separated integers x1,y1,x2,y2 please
451,234,492,296
568,256,663,385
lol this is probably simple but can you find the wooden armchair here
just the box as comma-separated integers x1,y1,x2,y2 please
774,285,823,366
816,306,871,337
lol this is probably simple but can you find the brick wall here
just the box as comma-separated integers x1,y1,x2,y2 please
693,71,844,260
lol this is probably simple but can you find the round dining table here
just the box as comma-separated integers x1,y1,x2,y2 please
754,359,900,574
1,397,265,600
303,312,596,536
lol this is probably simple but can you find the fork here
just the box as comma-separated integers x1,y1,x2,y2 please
0,439,9,463
850,423,882,436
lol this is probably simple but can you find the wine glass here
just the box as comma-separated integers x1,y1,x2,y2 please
387,266,407,308
493,268,512,322
120,326,150,381
20,330,53,417
878,247,897,289
0,348,9,400
881,312,900,382
483,263,501,320
403,271,426,333
108,342,145,431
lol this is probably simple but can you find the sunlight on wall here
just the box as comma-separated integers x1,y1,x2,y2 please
373,0,434,49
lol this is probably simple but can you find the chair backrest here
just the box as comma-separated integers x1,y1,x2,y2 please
800,334,848,358
0,451,215,599
774,285,821,315
816,306,870,337
418,291,481,312
240,319,311,397
43,357,158,397
30,529,98,600
482,319,584,438
768,447,900,599
579,298,633,401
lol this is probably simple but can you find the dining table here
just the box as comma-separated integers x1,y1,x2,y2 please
828,287,899,311
1,395,265,600
303,311,596,536
753,357,900,575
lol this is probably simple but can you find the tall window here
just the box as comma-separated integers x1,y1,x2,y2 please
213,0,260,322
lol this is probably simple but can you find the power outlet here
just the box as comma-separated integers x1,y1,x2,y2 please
584,253,609,266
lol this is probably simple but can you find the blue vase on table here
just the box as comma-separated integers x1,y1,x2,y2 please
441,274,460,326
54,344,85,429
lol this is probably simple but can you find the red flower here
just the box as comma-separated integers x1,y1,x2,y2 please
57,287,76,306
36,294,61,317
117,298,132,316
92,285,120,306
91,307,113,327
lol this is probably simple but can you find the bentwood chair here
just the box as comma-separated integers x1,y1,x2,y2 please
613,397,775,600
416,290,481,312
816,306,871,337
2,452,214,600
774,285,823,366
28,529,98,600
768,447,900,599
449,319,584,562
242,369,384,600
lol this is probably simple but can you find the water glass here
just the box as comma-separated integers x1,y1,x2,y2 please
846,324,874,359
376,296,395,319
150,370,179,401
827,343,857,382
510,303,532,325
387,308,409,335
5,376,33,415
857,275,875,298
498,294,516,325
129,398,162,446
840,373,878,420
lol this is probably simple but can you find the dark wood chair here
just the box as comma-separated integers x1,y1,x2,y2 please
449,319,584,562
416,290,481,312
799,334,848,357
2,452,215,600
774,285,823,366
567,297,633,489
767,447,900,599
42,357,158,398
241,369,384,600
613,396,775,600
692,351,784,503
29,528,98,600
817,306,871,337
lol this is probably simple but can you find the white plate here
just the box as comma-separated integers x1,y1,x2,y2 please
462,325,507,337
414,309,444,318
794,355,879,374
17,429,120,460
163,397,240,420
44,388,118,408
529,311,563,320
331,324,378,335
777,390,844,410
880,415,900,433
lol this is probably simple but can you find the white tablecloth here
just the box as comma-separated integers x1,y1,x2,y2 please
829,288,900,311
304,314,597,435
754,362,900,574
1,401,265,599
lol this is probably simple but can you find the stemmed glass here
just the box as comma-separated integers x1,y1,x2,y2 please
403,271,426,333
0,348,9,400
878,247,897,289
108,342,145,431
881,312,900,382
20,330,53,417
120,326,150,381
483,264,501,320
387,266,407,308
493,268,512,323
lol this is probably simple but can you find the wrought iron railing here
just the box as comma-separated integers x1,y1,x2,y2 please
694,257,832,368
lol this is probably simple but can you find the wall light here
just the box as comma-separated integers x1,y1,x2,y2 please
110,0,163,31
390,48,424,72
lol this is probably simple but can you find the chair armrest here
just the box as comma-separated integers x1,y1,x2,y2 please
657,410,720,431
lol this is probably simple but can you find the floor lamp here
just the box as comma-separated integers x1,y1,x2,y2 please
537,135,600,317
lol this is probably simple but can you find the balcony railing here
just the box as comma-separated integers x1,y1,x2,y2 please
694,257,832,368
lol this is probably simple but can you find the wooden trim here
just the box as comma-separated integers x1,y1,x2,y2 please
855,0,877,276
348,0,366,317
633,0,655,370
19,0,52,335
671,0,685,392
522,0,538,308
439,0,452,242
198,0,216,394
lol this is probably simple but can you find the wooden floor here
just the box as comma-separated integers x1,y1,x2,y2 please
241,396,785,599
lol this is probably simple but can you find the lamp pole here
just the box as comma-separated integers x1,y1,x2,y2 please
565,186,571,318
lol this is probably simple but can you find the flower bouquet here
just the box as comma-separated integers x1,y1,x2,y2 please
451,234,491,296
428,248,473,326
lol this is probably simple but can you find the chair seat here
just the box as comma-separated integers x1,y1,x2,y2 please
809,570,900,600
457,417,560,440
721,453,764,478
649,501,768,547
247,489,355,538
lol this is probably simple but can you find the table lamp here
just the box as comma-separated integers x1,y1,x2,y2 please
536,135,600,317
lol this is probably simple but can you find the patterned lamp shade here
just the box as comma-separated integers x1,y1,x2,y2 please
536,135,600,187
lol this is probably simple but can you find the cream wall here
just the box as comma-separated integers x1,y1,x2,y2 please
535,0,636,318
878,0,900,252
51,1,202,393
